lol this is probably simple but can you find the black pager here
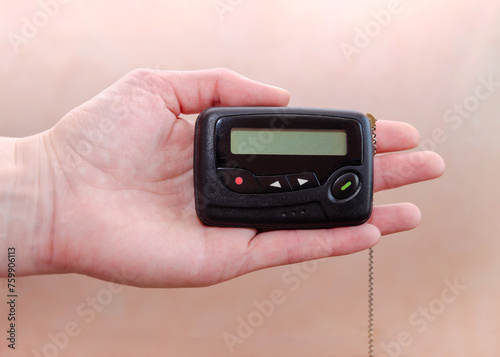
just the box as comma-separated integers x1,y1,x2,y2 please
194,107,374,229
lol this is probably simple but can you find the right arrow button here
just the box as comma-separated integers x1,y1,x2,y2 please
297,178,309,186
287,172,320,191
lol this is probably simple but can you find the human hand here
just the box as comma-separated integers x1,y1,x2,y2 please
8,69,444,287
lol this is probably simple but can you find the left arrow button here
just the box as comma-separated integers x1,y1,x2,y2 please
257,176,291,193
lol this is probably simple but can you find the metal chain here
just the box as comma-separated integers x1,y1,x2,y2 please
368,247,374,357
366,114,377,357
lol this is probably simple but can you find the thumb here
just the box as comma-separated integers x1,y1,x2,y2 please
129,68,290,115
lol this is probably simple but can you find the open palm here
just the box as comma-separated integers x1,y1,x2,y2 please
44,69,444,287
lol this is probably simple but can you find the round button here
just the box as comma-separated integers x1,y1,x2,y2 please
332,173,360,199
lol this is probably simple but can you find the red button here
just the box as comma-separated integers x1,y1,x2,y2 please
217,168,263,194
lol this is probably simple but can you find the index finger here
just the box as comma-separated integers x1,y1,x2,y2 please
375,120,420,153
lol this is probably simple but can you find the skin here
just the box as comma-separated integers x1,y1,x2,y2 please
0,68,445,288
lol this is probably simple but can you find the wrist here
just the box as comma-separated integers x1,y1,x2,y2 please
0,134,56,276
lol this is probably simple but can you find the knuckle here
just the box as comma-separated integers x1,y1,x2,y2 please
211,67,237,79
128,68,155,78
123,68,160,87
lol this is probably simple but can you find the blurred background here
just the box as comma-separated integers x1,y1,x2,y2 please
1,0,500,356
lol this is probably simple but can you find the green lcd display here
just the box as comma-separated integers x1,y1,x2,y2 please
231,129,347,156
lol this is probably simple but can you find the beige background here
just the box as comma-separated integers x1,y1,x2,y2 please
1,0,500,356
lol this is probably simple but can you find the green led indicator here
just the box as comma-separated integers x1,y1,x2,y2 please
341,181,352,191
